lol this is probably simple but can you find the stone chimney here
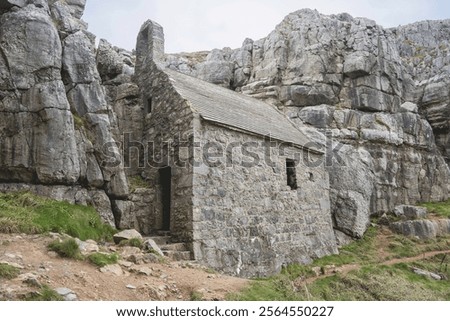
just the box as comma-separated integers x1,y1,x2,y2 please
135,20,165,74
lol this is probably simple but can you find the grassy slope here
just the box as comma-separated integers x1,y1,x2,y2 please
0,192,115,241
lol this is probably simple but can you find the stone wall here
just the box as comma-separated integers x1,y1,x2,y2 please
191,121,338,277
132,43,196,240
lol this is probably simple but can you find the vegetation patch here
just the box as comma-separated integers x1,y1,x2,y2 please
119,238,143,249
0,263,20,280
189,290,204,301
387,234,419,258
280,263,315,280
72,112,86,130
421,199,450,218
228,274,299,301
313,226,378,267
25,285,64,301
128,176,150,192
88,253,119,267
231,257,449,301
302,263,447,301
0,192,116,241
48,239,82,260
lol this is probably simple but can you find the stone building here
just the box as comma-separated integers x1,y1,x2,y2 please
1,1,448,278
126,21,338,276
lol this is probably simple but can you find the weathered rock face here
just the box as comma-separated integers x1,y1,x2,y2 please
166,9,450,239
393,20,450,166
391,219,450,239
0,0,128,225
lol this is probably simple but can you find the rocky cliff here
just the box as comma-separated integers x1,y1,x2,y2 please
0,2,449,245
166,9,450,241
0,0,129,225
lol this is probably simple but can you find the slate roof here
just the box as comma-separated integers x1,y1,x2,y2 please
164,68,324,153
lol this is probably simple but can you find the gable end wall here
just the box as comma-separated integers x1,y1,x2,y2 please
192,120,338,277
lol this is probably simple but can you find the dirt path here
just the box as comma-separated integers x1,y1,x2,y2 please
0,233,248,301
382,250,450,266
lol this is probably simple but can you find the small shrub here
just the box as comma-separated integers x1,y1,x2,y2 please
88,253,119,267
204,267,217,274
119,238,143,249
0,263,20,280
48,239,82,260
190,290,204,301
25,285,64,301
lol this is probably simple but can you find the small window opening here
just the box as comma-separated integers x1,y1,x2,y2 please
286,159,298,190
144,97,152,114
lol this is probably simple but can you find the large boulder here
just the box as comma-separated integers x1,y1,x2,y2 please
329,144,376,238
390,219,450,239
113,229,143,244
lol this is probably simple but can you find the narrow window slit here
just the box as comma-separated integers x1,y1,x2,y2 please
145,97,152,114
286,159,298,190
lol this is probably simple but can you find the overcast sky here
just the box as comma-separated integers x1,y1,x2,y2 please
83,0,450,53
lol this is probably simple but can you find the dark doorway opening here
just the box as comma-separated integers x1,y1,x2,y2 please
159,166,172,231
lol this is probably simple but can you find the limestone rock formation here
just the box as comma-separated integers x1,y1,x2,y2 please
166,9,450,240
394,20,450,166
0,0,128,225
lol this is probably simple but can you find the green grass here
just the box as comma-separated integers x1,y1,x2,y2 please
231,258,450,301
313,226,378,267
190,290,204,301
48,239,120,267
301,263,448,301
421,199,450,218
72,112,86,130
25,285,64,301
0,263,20,280
387,235,419,258
128,176,150,192
48,239,82,260
87,253,119,267
0,192,116,241
119,238,143,249
228,274,299,301
280,263,315,280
